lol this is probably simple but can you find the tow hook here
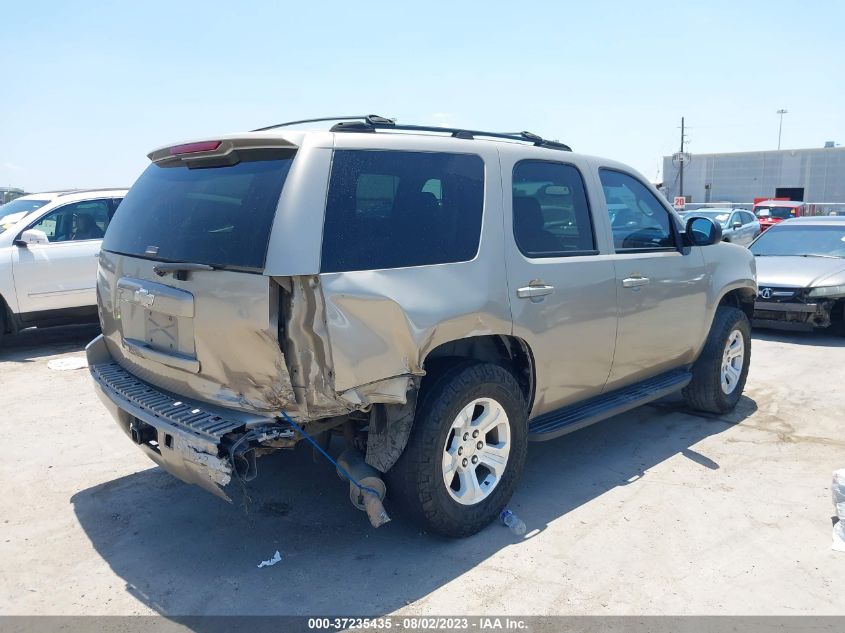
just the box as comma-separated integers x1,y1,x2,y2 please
336,449,390,528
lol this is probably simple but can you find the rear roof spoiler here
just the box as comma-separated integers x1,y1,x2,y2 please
148,136,298,167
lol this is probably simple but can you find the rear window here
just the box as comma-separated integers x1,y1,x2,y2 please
756,206,795,219
321,150,484,273
102,150,294,270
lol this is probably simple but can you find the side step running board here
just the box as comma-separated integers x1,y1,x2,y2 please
528,368,692,441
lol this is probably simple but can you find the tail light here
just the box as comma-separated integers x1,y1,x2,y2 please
169,141,222,155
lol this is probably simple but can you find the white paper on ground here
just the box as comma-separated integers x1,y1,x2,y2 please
47,357,88,371
257,550,282,568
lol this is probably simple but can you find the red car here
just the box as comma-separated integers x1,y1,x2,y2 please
753,200,805,231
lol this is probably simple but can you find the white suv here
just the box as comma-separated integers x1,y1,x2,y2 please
0,189,126,340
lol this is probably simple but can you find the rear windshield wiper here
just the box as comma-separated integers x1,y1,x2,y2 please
801,254,842,259
153,262,216,279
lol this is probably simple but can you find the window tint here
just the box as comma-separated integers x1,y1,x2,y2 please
29,200,110,242
103,151,294,270
321,150,484,272
743,211,757,224
599,169,676,250
512,161,595,257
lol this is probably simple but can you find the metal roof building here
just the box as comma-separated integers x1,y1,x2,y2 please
0,187,27,204
662,146,845,204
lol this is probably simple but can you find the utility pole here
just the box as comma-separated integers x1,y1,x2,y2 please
679,116,685,199
777,109,788,150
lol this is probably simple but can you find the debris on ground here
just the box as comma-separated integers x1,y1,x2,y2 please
257,550,282,568
832,470,845,552
47,357,88,371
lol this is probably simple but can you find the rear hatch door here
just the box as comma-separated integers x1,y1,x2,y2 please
97,138,302,414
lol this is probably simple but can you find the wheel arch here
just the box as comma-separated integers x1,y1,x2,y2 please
365,334,536,474
421,334,536,413
717,287,755,321
0,292,12,335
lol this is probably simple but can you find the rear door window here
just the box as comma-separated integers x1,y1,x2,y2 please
321,150,484,272
512,160,596,257
102,150,294,270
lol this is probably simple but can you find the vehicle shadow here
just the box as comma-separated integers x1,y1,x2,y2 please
751,327,845,348
0,323,100,363
71,394,755,620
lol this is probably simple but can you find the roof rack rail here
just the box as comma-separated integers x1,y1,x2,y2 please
251,114,395,132
330,120,572,151
251,115,571,151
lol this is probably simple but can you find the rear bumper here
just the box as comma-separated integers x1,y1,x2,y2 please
86,334,285,500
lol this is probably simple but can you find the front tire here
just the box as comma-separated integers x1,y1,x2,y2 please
388,362,528,538
683,306,751,413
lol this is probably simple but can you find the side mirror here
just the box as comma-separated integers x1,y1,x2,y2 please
685,216,722,246
14,229,50,247
732,221,743,229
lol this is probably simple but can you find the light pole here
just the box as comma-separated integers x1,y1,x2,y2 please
776,109,788,150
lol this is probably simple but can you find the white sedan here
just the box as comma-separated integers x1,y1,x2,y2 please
0,188,126,340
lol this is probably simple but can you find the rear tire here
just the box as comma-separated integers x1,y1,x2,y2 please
683,306,751,413
388,362,528,538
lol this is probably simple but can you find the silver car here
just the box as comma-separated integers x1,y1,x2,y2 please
86,116,757,537
751,216,845,331
681,208,761,246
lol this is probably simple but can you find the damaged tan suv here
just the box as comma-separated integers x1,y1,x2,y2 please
87,115,757,537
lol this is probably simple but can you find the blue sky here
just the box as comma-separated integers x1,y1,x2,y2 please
2,0,843,191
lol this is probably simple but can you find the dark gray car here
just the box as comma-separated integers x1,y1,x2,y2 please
751,216,845,331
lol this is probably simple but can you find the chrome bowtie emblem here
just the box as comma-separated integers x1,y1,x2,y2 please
759,288,773,299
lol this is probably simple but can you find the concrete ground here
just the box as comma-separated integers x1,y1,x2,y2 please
0,324,843,617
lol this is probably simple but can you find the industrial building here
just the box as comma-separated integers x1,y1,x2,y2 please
662,145,845,204
0,186,26,204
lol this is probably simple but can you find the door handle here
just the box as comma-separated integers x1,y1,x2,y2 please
622,276,650,288
517,284,555,299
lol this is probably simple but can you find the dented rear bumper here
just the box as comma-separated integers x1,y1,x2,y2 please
86,334,285,500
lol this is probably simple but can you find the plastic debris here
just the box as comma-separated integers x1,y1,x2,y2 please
47,357,88,371
500,509,526,536
257,550,282,568
832,470,845,552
